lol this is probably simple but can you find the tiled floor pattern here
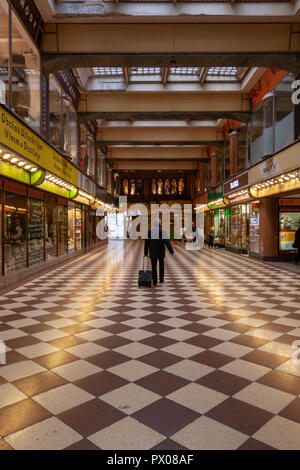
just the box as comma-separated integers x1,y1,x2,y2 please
0,240,300,450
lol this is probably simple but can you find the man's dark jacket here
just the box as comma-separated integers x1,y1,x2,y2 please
144,227,174,259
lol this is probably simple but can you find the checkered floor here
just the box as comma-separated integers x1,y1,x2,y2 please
0,240,300,450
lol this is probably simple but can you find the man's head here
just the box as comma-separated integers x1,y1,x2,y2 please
154,218,162,227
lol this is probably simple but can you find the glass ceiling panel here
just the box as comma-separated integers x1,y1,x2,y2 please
207,67,238,76
93,67,123,76
131,67,161,75
169,67,200,75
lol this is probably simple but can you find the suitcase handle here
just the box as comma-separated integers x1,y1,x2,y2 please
143,256,150,270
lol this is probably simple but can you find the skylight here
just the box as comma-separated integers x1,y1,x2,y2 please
207,67,238,76
93,67,123,76
169,67,200,75
131,67,161,75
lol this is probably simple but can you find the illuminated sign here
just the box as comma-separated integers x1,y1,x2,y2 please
230,179,239,190
0,105,79,186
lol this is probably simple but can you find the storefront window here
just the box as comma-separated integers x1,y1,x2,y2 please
250,95,273,164
250,202,260,254
45,198,57,260
28,198,44,266
274,74,294,152
231,204,250,251
58,204,68,256
11,10,40,132
4,192,27,273
231,205,241,249
0,2,9,106
75,206,82,250
49,74,62,151
279,200,300,253
87,136,95,179
68,202,75,252
214,209,225,246
225,207,231,246
62,97,77,162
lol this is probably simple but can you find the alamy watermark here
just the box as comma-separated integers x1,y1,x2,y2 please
0,340,6,365
96,196,205,251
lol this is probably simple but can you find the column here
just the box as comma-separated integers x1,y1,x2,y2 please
259,197,278,260
229,130,239,176
210,152,217,187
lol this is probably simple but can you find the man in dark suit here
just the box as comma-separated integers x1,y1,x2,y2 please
144,219,174,286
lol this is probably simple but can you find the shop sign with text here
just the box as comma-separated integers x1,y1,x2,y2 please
0,105,79,186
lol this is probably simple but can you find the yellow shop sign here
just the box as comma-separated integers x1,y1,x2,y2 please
0,105,79,187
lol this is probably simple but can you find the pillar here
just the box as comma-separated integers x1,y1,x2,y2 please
259,197,278,260
210,152,217,187
229,130,239,176
197,162,205,193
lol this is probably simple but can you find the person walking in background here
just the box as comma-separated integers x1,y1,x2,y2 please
208,230,214,248
293,225,300,264
144,218,174,286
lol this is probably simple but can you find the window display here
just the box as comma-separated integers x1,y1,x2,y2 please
250,202,260,254
231,203,250,252
214,209,225,246
45,198,57,260
75,206,82,250
58,204,68,256
279,202,300,253
68,203,75,252
11,10,40,132
225,208,231,246
28,198,44,266
4,192,27,273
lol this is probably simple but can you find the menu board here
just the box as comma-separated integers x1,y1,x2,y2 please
28,198,44,265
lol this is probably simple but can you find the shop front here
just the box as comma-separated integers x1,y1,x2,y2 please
223,171,255,254
249,142,300,260
0,103,107,287
206,198,227,247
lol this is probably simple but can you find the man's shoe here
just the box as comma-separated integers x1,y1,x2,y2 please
160,280,164,283
153,283,157,287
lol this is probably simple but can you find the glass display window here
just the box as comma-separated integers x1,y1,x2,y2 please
58,203,68,256
4,191,27,273
68,202,75,253
279,202,300,253
75,205,82,251
231,203,250,251
214,209,225,245
250,201,260,254
11,10,40,132
225,207,231,246
0,2,9,106
231,205,241,249
45,197,57,260
62,97,77,162
49,74,62,151
28,197,44,266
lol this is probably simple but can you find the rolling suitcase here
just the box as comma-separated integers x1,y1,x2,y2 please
138,257,152,288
